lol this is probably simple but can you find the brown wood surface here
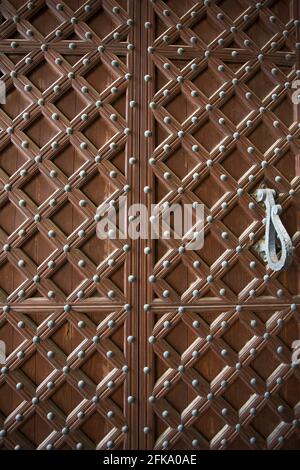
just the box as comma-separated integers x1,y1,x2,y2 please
0,0,300,451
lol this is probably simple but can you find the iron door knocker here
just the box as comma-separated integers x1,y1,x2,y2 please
256,188,293,272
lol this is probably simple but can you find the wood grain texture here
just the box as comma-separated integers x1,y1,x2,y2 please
139,0,300,450
0,0,300,451
0,0,138,450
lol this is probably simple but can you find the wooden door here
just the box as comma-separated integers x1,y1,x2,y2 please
0,0,139,450
139,0,300,451
0,0,300,452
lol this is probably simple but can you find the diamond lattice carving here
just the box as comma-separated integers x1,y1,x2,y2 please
145,306,300,449
1,0,300,452
141,0,300,451
0,0,137,450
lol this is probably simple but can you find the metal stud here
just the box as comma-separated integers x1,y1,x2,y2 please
77,380,85,389
192,379,198,388
249,377,257,386
51,141,59,150
47,381,55,390
17,351,25,359
107,290,115,299
144,246,151,255
148,274,156,283
221,408,228,416
221,231,229,241
276,377,283,385
2,305,9,314
3,244,10,252
18,290,25,299
15,413,23,423
163,351,170,359
47,412,54,421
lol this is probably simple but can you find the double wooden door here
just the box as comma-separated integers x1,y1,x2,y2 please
0,0,300,450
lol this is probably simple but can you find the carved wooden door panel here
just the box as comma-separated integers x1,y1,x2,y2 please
139,0,300,451
1,0,300,453
0,0,139,450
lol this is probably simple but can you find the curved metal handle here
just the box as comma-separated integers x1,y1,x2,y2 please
257,188,293,272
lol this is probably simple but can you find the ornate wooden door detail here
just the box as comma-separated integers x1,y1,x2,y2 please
139,0,300,450
0,0,139,450
1,0,300,452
